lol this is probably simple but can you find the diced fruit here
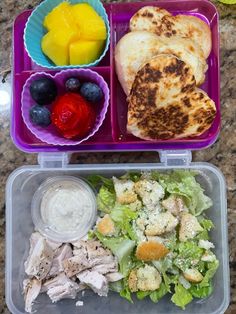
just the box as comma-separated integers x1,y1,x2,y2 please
80,82,103,103
42,27,79,66
41,2,106,66
65,77,81,93
71,3,107,40
51,93,96,139
69,40,105,65
30,105,51,127
43,2,76,31
30,77,57,105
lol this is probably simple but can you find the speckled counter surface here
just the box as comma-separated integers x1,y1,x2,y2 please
0,0,235,313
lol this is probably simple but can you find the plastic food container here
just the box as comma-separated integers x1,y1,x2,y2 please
6,157,229,314
12,0,220,152
31,176,97,243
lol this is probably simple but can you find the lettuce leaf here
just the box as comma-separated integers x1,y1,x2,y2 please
136,291,151,300
120,172,142,182
189,283,213,298
157,170,212,216
110,204,139,240
97,186,116,213
200,219,214,231
174,242,203,271
87,174,114,190
171,283,193,309
120,284,133,303
95,232,136,276
199,260,219,288
109,280,123,293
150,283,169,303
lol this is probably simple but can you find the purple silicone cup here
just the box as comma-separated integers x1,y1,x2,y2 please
21,69,110,146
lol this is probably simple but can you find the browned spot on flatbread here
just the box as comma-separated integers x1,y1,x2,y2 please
128,54,216,140
141,11,154,18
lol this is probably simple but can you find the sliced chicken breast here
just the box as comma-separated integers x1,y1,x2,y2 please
77,270,109,297
23,278,41,314
48,244,73,277
24,234,54,280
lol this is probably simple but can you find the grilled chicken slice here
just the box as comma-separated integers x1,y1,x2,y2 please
63,255,90,278
48,244,73,277
105,272,124,282
64,239,118,277
77,270,109,297
24,234,54,280
43,273,81,303
30,232,62,251
23,278,41,313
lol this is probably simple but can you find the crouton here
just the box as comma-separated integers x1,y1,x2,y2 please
134,179,164,209
136,265,162,291
183,269,203,283
136,241,169,261
128,269,138,292
145,212,178,236
97,214,116,236
179,213,203,242
113,177,137,204
162,195,187,216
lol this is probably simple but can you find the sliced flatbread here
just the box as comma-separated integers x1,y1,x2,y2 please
115,31,207,95
127,54,216,140
130,6,212,58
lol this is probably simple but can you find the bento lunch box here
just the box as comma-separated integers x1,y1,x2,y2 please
6,1,229,314
11,0,220,153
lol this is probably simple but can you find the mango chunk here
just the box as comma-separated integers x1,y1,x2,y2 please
43,2,76,31
69,40,105,65
71,3,99,20
42,27,79,66
71,4,107,40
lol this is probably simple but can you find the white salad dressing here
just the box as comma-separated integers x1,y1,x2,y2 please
40,180,94,233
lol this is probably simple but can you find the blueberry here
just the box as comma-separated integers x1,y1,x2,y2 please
30,77,57,105
29,105,51,127
65,77,81,92
80,82,103,103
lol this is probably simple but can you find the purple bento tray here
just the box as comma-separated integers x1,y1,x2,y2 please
12,0,220,153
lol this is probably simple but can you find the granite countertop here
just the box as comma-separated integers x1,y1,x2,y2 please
0,0,235,313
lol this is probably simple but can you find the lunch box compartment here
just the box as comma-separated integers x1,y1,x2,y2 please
6,161,229,314
12,0,220,152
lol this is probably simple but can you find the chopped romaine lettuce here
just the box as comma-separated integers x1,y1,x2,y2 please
120,172,142,182
120,284,133,303
171,283,193,309
136,291,151,300
189,283,213,298
110,204,139,240
199,260,219,288
97,186,116,213
95,232,136,276
174,242,203,271
109,280,123,293
87,174,114,190
200,219,214,231
150,283,169,303
156,170,212,216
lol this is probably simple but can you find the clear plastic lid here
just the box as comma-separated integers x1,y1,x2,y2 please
31,176,97,242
